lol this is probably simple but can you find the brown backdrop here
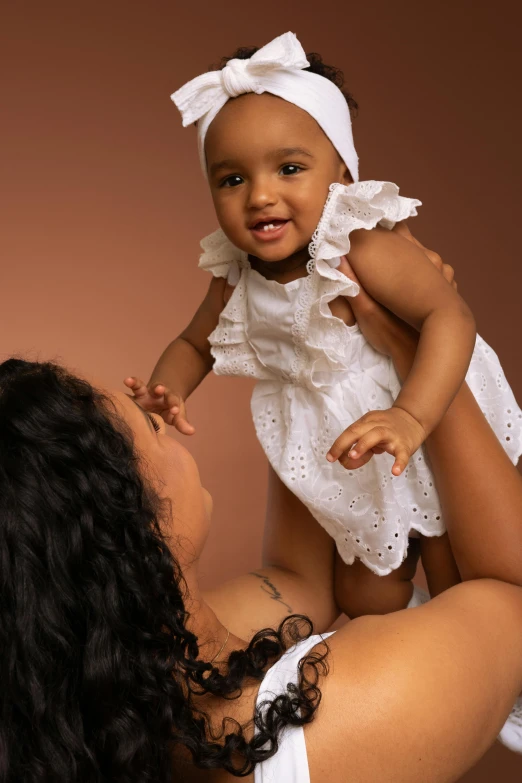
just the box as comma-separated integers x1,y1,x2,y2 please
2,1,521,778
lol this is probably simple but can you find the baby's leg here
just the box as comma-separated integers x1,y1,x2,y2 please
420,533,461,596
334,538,421,618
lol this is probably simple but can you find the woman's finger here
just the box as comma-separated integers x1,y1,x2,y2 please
394,226,459,290
393,222,426,251
392,222,413,240
338,256,380,319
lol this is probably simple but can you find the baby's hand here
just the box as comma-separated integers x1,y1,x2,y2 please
123,376,195,435
326,407,426,476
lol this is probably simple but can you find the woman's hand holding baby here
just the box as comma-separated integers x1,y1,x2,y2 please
124,376,195,434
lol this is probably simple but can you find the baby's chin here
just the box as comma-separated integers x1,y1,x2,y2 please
254,247,311,266
246,237,312,265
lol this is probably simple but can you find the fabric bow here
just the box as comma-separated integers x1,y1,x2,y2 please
172,32,309,126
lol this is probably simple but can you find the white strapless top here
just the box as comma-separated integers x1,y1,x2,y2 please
254,632,334,783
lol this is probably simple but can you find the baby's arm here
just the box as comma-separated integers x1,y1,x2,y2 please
328,227,476,473
126,276,227,432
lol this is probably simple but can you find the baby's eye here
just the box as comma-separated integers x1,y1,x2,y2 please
280,164,303,176
221,175,244,188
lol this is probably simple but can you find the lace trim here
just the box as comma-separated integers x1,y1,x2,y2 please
199,228,247,280
308,181,422,263
289,269,318,383
309,181,343,261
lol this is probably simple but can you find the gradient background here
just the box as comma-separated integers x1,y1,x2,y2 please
2,1,521,778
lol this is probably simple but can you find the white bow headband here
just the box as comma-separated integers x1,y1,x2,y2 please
171,32,359,183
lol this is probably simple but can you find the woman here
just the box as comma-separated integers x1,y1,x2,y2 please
1,230,522,783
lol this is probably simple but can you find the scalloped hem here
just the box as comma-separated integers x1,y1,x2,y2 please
336,520,446,577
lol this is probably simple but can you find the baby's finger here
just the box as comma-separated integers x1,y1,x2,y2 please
327,420,374,462
165,389,183,414
391,447,410,476
150,383,168,399
124,376,149,398
347,426,391,461
173,401,195,435
339,450,374,471
173,413,196,436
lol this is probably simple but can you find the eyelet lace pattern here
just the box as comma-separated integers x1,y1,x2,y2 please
197,182,522,574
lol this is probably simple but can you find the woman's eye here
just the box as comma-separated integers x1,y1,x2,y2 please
280,164,302,176
221,175,244,188
147,413,161,433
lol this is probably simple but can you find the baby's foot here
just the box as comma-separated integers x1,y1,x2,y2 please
498,697,522,754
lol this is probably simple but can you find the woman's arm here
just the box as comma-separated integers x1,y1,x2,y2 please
348,227,476,436
204,466,339,639
308,579,522,783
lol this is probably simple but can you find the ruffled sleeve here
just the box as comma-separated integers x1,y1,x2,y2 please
309,181,422,264
199,228,246,285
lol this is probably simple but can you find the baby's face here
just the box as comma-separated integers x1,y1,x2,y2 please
205,93,351,264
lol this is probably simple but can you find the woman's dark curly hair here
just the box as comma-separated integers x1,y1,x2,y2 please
215,46,358,118
0,358,328,782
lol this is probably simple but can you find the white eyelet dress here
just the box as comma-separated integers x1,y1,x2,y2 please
201,181,522,577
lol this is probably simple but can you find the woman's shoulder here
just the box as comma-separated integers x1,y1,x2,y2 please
304,580,522,783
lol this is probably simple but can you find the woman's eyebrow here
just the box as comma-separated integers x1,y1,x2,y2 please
128,395,155,432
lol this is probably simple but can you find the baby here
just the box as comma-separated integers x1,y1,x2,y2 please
127,32,522,624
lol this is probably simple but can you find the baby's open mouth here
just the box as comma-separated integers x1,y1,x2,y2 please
251,219,289,233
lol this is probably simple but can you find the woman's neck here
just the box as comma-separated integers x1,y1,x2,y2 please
183,570,246,664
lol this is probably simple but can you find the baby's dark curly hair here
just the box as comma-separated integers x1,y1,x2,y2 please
0,358,328,782
215,46,358,119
